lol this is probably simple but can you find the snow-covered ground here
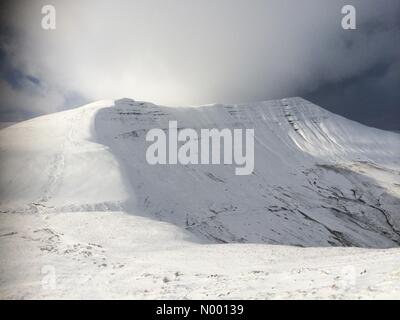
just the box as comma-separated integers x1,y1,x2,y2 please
0,98,399,299
1,211,400,299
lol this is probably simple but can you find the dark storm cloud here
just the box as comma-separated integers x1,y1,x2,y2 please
305,61,400,130
303,2,400,130
0,0,399,129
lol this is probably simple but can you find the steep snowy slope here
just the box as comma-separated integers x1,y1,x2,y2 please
95,97,400,247
1,98,399,248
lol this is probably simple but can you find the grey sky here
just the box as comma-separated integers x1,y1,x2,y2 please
0,0,399,129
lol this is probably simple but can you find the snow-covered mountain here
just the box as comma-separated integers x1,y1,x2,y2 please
1,97,399,248
2,97,400,299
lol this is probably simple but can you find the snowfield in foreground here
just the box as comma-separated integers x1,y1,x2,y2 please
0,97,399,299
1,211,400,299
